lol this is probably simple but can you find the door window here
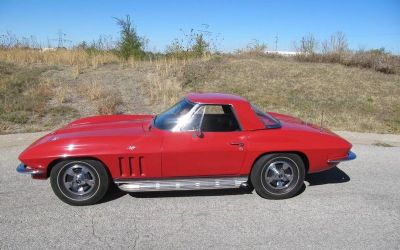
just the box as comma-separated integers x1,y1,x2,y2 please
200,105,241,132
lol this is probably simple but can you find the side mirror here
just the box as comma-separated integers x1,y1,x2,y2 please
193,128,204,138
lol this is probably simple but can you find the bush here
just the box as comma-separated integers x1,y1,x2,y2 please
97,92,123,114
191,33,210,57
294,32,399,74
295,50,399,74
165,27,212,59
344,50,398,74
235,40,267,56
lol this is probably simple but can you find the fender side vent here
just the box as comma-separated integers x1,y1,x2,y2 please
118,156,145,177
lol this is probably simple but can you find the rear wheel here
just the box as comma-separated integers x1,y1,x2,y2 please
250,153,305,199
50,159,110,206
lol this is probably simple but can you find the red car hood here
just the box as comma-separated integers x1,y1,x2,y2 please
27,114,154,148
57,114,153,137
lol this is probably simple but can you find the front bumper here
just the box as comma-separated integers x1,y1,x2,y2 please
16,163,45,175
327,151,357,163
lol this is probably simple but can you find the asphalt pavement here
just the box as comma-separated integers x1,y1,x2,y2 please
0,132,399,249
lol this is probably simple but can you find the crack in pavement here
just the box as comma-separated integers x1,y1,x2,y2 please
131,215,140,250
91,214,112,249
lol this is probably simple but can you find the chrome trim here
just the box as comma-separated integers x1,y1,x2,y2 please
263,160,295,190
115,176,248,192
16,163,45,175
328,151,357,163
61,162,97,196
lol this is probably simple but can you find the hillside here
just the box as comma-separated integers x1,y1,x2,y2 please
0,53,399,134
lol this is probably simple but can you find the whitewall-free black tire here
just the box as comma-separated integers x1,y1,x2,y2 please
50,159,110,206
250,153,305,199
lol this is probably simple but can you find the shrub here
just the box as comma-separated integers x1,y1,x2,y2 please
165,26,213,59
235,40,267,56
294,32,399,74
165,38,186,59
191,33,210,58
97,92,123,114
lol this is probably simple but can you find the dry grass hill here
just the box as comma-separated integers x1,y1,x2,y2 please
0,49,399,134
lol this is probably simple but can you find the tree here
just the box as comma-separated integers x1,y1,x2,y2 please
114,15,145,60
322,31,349,54
191,33,209,57
299,33,318,54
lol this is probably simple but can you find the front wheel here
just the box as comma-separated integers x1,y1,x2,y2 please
50,159,110,206
250,153,305,199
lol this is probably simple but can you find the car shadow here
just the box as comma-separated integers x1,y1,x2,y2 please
306,166,350,186
98,184,127,204
99,167,350,202
291,167,350,198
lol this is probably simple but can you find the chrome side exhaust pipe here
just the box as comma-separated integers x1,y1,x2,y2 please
115,176,248,192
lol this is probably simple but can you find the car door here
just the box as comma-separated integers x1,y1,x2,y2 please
161,104,247,177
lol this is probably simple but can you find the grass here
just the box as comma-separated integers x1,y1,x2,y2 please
295,52,400,74
372,142,395,147
97,93,123,115
0,48,119,67
0,61,79,133
0,48,399,134
175,56,400,133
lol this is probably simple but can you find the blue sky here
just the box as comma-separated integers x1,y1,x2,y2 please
1,0,399,53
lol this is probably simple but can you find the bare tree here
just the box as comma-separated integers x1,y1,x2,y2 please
322,31,348,54
298,33,318,54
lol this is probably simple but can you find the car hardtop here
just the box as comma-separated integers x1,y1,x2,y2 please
186,92,249,105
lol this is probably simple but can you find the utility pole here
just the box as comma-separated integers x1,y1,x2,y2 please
52,30,71,48
57,30,65,48
274,33,278,51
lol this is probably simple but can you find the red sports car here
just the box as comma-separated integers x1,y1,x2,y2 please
17,93,356,205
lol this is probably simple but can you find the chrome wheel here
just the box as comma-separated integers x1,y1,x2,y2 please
264,160,294,189
62,163,96,196
251,153,305,199
51,159,110,206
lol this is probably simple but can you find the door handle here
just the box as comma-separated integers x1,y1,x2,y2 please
230,142,244,147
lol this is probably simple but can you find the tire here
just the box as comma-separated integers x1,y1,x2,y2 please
50,159,110,206
250,153,305,199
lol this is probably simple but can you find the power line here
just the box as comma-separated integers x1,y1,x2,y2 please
51,30,71,48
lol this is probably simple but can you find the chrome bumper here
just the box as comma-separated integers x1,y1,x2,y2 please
328,151,357,163
16,163,44,175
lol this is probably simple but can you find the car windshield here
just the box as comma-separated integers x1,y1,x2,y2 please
251,104,281,129
154,99,195,130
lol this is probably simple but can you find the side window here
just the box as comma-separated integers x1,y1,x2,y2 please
181,106,205,131
201,105,240,132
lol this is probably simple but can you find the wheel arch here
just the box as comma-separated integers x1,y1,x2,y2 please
46,156,111,178
250,151,309,175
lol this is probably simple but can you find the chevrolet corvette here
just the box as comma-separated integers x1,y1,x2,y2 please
17,93,356,205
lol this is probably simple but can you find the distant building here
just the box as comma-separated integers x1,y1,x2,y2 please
40,47,58,52
266,50,301,56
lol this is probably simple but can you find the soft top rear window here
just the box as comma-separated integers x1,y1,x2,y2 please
251,104,281,129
